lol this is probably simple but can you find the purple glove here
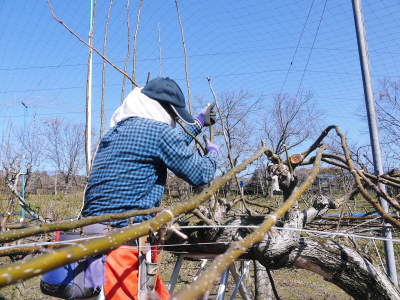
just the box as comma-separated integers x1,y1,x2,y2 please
203,135,218,154
195,103,216,127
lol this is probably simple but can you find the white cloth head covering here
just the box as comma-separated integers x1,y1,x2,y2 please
110,87,176,128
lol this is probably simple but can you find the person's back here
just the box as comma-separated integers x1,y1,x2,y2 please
82,116,215,227
78,78,218,299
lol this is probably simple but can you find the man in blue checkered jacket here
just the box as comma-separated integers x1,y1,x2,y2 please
81,77,218,227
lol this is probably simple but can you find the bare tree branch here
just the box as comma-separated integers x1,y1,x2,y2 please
47,0,139,88
0,207,162,244
100,0,113,139
132,0,143,84
120,0,131,103
157,22,162,77
175,0,192,114
174,144,326,299
334,126,400,228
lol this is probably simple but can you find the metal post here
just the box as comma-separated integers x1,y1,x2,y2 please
216,269,229,300
168,255,183,294
193,259,208,281
351,0,398,285
229,262,251,300
85,0,94,175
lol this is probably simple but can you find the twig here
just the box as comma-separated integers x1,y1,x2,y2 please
5,181,44,223
283,144,293,175
301,125,335,159
192,209,216,226
176,119,206,154
47,0,139,87
146,72,151,84
0,243,76,257
207,77,252,214
1,199,14,232
260,140,281,164
100,0,113,139
120,0,131,102
175,0,192,114
335,206,345,234
157,23,162,77
357,171,400,211
266,268,281,300
132,0,143,84
322,153,400,186
0,207,161,244
302,154,400,189
245,199,274,210
334,126,400,228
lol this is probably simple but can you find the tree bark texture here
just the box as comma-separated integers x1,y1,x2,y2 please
253,260,273,300
169,196,400,299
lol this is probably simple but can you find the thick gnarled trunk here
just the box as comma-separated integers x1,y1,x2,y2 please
169,196,400,299
292,239,399,299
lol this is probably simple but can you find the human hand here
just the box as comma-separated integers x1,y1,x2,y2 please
195,103,216,127
203,135,218,154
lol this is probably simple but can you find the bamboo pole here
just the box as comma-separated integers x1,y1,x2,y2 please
174,145,326,300
132,0,143,84
100,0,113,140
157,23,162,77
47,0,140,88
85,0,96,175
0,147,267,287
120,0,131,103
175,0,192,114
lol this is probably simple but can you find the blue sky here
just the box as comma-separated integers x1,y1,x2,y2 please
1,0,399,163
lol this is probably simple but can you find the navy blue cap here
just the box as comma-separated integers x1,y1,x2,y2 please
141,77,195,124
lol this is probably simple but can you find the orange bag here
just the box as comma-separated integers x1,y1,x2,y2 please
103,245,169,300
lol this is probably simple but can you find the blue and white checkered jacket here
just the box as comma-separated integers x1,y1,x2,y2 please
81,117,217,227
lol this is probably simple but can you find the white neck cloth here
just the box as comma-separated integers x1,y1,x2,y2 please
110,87,176,128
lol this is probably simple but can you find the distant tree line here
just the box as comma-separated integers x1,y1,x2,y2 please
1,80,399,201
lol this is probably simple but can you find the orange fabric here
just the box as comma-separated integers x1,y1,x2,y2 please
103,245,169,300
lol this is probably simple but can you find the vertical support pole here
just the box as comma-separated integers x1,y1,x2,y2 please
20,102,28,223
138,237,155,300
193,259,208,281
202,291,210,300
85,0,94,176
229,262,251,300
216,269,229,300
351,0,398,285
20,175,25,222
168,255,184,294
54,172,57,195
